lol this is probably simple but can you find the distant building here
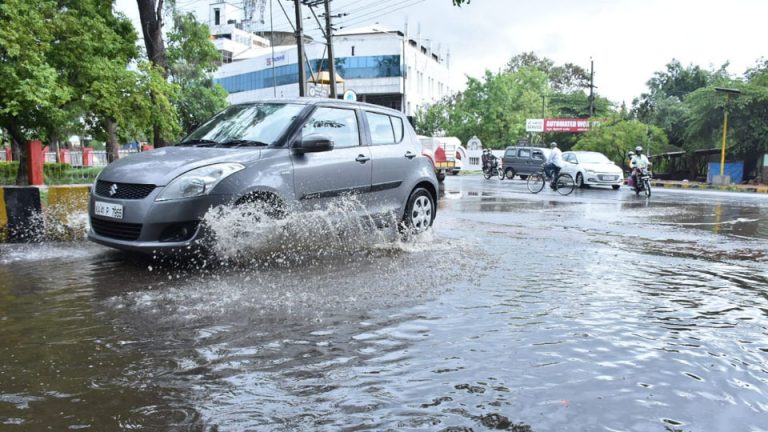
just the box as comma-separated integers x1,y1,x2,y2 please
207,1,452,115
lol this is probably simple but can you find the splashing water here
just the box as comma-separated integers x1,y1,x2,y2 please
201,197,415,266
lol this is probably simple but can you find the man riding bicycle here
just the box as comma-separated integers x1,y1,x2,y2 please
543,142,563,189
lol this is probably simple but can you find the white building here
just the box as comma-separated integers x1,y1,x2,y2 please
208,2,452,115
208,1,271,63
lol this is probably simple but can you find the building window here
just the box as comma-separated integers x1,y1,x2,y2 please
214,8,220,25
470,157,480,165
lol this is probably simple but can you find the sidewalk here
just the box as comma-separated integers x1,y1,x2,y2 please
647,180,768,194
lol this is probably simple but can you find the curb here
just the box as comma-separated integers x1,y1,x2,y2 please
649,181,768,194
0,186,43,242
0,185,91,242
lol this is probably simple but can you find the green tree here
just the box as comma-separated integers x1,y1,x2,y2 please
166,12,228,135
414,98,451,137
445,67,549,148
574,117,668,169
631,59,728,147
0,0,75,184
505,52,591,93
684,80,768,176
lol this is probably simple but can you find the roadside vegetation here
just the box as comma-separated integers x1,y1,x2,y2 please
416,53,768,180
0,0,227,185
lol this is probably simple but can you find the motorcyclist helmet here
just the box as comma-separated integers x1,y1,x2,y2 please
550,142,558,148
627,151,635,157
635,146,643,154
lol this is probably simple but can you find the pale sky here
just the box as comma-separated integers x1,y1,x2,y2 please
116,0,768,107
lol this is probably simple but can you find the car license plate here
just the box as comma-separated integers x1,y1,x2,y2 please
94,201,124,219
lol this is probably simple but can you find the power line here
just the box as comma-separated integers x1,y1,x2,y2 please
337,0,424,29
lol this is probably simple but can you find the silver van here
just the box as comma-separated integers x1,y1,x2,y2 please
501,146,550,180
88,98,439,253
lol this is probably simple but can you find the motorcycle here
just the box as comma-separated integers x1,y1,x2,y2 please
483,157,504,180
633,167,652,197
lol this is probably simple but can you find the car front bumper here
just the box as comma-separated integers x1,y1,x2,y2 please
583,172,624,186
88,191,232,253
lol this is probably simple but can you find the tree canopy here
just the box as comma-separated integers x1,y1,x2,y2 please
416,54,612,150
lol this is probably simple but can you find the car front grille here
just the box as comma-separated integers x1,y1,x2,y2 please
598,175,619,181
95,181,155,200
90,218,142,240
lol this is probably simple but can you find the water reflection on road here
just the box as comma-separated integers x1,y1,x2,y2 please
1,176,767,431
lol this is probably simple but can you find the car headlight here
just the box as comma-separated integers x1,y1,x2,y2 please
585,169,597,175
156,163,245,201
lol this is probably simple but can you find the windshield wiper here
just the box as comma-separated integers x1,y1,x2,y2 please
217,139,270,148
177,139,219,147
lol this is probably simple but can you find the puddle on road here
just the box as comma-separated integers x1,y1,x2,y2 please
3,183,768,431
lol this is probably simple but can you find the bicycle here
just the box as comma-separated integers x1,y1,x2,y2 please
526,167,576,195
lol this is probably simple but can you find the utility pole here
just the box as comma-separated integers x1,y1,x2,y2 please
588,57,595,117
294,0,306,96
324,0,337,98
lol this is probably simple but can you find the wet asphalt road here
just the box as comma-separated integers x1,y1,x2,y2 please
1,175,767,431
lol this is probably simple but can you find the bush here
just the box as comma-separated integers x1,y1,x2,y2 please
0,162,101,185
0,162,19,184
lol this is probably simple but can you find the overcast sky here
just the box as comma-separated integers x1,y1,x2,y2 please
116,0,768,107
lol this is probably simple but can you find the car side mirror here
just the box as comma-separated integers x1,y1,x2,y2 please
294,135,334,154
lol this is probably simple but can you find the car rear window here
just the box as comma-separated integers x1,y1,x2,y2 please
367,112,396,145
518,149,531,158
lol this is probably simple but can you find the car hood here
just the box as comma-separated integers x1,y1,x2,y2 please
581,162,622,174
98,147,263,186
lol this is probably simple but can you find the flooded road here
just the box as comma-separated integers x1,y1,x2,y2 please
1,175,767,431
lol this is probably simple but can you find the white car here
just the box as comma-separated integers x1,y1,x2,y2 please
561,151,624,189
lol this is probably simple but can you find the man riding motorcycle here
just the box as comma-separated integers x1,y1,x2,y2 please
630,146,651,189
482,149,498,174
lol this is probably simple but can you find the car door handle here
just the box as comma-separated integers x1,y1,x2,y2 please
355,154,370,163
404,151,416,159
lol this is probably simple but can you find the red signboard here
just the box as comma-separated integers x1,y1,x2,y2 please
544,118,591,132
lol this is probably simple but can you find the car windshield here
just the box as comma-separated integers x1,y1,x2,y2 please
577,153,611,164
179,103,305,147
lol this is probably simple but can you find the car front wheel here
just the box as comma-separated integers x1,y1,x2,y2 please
401,188,434,235
575,173,584,188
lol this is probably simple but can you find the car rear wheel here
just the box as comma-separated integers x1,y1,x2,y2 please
505,168,515,180
401,188,434,235
519,174,528,180
436,171,446,182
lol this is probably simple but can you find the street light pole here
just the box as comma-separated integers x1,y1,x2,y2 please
715,87,741,178
294,0,306,96
324,0,337,98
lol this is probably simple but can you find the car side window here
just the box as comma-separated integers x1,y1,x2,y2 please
302,107,360,148
391,116,404,143
367,112,396,145
532,151,544,161
504,150,514,158
518,149,531,158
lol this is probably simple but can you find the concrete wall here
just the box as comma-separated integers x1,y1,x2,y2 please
0,185,90,242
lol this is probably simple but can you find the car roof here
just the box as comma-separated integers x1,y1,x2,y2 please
232,97,405,116
566,151,606,156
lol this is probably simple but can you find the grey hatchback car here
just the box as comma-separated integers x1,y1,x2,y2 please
88,98,438,253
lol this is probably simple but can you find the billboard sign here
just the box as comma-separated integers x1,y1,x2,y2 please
525,119,544,132
526,118,594,133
